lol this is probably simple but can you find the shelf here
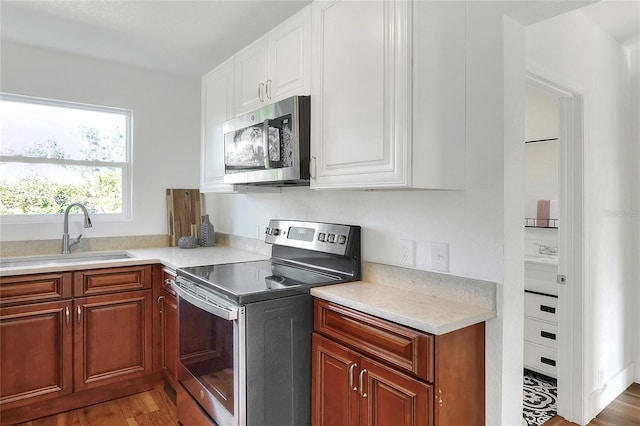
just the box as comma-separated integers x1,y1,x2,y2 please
524,218,558,229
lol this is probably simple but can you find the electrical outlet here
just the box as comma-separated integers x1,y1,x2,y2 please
431,242,449,272
400,240,415,267
256,224,262,238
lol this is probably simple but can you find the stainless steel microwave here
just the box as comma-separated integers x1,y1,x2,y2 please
222,96,310,186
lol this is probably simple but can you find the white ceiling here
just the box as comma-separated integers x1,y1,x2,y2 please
0,0,311,78
0,0,637,79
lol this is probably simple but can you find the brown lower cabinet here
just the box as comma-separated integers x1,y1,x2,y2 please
0,265,159,425
312,299,485,426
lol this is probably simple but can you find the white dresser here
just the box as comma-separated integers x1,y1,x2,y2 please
524,258,558,377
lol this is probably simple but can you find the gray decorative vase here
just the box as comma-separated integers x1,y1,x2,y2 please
200,214,215,247
178,235,197,249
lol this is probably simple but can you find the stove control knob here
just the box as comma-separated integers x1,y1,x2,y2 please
337,234,347,244
318,232,326,242
327,234,336,243
272,228,280,236
266,227,272,235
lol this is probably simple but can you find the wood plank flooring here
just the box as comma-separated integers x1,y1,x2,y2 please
12,386,177,426
545,382,640,426
10,382,640,426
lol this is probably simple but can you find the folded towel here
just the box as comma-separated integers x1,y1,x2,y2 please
537,200,550,227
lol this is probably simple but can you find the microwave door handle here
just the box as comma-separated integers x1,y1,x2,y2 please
262,119,273,169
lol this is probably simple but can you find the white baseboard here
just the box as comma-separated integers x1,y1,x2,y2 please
635,363,640,383
589,364,635,420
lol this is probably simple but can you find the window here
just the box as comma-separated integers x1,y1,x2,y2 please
0,93,131,222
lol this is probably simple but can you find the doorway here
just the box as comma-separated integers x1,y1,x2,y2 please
522,73,585,425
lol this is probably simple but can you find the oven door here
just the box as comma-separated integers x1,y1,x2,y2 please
174,278,246,426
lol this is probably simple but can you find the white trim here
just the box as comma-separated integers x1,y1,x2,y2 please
589,364,635,421
635,363,640,383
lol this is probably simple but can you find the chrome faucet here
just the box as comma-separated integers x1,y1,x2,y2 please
62,202,92,254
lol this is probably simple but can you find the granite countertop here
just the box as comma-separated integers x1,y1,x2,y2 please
311,281,496,336
0,246,268,276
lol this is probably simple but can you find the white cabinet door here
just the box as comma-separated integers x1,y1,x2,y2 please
267,5,311,102
234,35,268,115
310,0,411,189
201,58,235,193
234,6,310,115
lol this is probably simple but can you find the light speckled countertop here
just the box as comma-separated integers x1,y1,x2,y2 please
0,246,268,276
311,281,496,335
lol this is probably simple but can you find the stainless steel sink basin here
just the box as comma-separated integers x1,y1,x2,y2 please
0,252,133,268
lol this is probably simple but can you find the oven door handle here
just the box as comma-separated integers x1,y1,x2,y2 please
174,284,238,321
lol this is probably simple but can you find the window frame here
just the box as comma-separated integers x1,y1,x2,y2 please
0,93,133,224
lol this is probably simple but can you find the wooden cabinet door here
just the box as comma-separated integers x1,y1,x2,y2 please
74,290,152,391
160,288,178,387
312,333,359,426
234,35,268,114
0,300,73,410
267,5,310,102
310,0,411,189
360,357,431,426
201,57,236,193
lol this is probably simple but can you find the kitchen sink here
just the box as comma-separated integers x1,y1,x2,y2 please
0,252,134,268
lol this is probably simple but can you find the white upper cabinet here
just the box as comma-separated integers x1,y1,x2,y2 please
310,0,466,190
201,58,235,193
234,6,311,115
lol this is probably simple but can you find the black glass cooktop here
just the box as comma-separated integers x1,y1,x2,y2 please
177,260,344,304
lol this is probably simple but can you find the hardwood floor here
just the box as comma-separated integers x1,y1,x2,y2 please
12,386,177,426
10,382,640,426
545,383,640,426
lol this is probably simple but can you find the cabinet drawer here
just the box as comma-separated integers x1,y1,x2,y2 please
524,292,558,323
524,318,558,349
524,341,557,378
0,273,72,305
73,265,152,296
314,299,433,382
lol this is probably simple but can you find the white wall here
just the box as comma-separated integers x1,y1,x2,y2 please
527,10,639,421
630,45,640,383
0,41,201,240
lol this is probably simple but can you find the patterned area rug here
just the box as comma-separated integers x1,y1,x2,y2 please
523,369,557,426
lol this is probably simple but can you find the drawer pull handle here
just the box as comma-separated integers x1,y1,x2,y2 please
541,357,556,367
77,306,82,324
541,331,556,340
540,305,556,314
359,369,368,398
348,363,357,391
65,306,70,325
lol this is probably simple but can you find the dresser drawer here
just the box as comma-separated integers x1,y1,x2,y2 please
524,341,557,378
524,292,558,324
524,318,558,349
313,299,433,382
0,272,72,305
73,265,152,296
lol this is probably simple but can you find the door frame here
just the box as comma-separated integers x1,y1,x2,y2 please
526,72,586,423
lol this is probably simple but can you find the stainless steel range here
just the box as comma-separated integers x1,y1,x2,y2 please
173,220,361,426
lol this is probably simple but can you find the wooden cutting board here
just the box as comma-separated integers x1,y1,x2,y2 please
166,189,202,247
